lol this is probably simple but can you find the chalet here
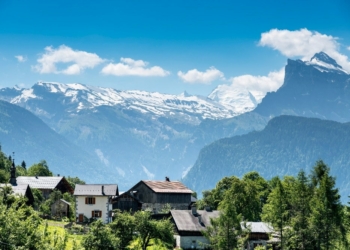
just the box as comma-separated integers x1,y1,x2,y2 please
171,205,220,249
126,177,193,213
74,184,119,224
16,176,73,199
112,191,142,212
241,222,278,250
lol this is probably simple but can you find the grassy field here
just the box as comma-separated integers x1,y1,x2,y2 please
44,220,85,250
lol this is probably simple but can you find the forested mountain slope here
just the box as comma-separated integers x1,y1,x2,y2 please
183,115,350,200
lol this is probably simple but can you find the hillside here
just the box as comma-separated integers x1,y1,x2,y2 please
0,100,103,183
183,115,350,201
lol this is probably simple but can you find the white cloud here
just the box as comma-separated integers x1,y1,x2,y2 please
347,46,350,51
259,28,350,72
101,57,169,77
15,55,27,62
34,45,104,75
177,67,224,84
142,165,155,179
95,149,109,166
230,68,285,102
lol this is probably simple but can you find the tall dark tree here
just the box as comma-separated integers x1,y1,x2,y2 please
21,160,26,169
309,161,347,250
262,177,289,249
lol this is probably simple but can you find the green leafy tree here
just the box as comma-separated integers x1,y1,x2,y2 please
109,210,136,249
27,160,53,176
134,211,174,250
66,176,85,190
82,220,120,250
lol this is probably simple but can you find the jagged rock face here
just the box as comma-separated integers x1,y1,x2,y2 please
254,53,350,122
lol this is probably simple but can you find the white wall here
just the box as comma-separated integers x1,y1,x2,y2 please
174,235,210,249
75,196,112,224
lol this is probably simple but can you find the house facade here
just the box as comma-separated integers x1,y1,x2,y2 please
74,184,118,224
127,178,193,213
241,222,278,250
171,206,220,249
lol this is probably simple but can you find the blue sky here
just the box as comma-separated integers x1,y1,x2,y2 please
1,0,350,96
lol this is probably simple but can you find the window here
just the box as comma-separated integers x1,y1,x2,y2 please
92,210,102,218
85,197,96,204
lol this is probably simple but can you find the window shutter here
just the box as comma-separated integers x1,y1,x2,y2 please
85,197,88,204
93,198,96,204
92,211,94,217
99,211,102,217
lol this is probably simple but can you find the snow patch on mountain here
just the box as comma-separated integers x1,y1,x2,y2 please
306,52,348,74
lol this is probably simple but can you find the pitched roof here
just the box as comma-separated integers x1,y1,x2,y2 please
74,184,118,196
142,180,193,193
16,176,64,189
241,222,274,233
171,210,220,232
0,183,30,196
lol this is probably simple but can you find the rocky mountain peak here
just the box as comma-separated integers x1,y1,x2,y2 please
310,52,342,69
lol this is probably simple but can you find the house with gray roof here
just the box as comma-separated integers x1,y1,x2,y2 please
16,176,73,199
0,183,34,206
74,184,118,224
171,206,220,249
241,222,278,250
127,177,193,213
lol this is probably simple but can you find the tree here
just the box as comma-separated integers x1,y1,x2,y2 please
82,220,120,250
203,199,243,250
66,176,85,189
286,170,313,250
21,160,26,169
262,177,289,249
308,161,347,250
27,160,53,176
134,211,174,250
109,210,136,249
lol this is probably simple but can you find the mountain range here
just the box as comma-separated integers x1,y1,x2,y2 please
1,51,350,195
0,79,265,189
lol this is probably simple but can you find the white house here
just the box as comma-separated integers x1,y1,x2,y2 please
74,184,118,224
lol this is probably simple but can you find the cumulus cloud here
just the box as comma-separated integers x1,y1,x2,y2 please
259,28,350,72
177,67,224,84
101,57,169,77
15,55,27,62
230,68,285,102
34,45,104,75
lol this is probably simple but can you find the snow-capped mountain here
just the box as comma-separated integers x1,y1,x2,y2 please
208,84,258,113
306,52,348,74
254,52,350,122
0,81,266,188
1,81,259,124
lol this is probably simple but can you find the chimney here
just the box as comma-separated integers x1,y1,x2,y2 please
165,176,170,182
57,174,60,177
191,204,197,215
102,185,105,195
198,215,202,224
